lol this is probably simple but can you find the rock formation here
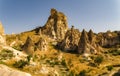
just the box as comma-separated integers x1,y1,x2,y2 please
22,35,48,54
78,29,101,55
36,37,47,51
58,26,80,52
98,31,120,48
39,8,68,40
88,29,94,44
78,29,89,54
22,36,34,55
0,22,6,45
0,22,4,34
0,64,31,76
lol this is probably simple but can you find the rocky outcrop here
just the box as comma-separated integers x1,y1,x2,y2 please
22,36,48,54
22,36,34,55
36,37,47,51
39,8,68,40
98,31,120,48
0,22,6,45
78,29,89,54
78,29,101,54
0,64,31,76
0,22,4,34
88,29,94,44
58,26,80,52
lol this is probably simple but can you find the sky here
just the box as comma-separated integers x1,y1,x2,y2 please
0,0,120,34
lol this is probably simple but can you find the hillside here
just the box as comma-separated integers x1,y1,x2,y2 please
0,8,120,76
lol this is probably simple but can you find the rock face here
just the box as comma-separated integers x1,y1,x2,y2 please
0,22,6,45
58,26,80,52
36,37,47,51
22,36,48,54
40,8,68,40
0,22,4,34
98,31,120,48
22,36,34,55
0,64,31,76
78,29,89,54
78,29,100,54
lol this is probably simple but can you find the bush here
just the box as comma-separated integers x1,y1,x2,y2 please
108,50,120,56
69,71,74,76
12,45,22,51
27,55,32,62
79,70,86,76
13,60,29,68
106,65,113,71
61,59,67,67
94,55,103,65
0,49,14,60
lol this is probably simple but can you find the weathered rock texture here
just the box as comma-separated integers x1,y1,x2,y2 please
22,36,48,54
0,64,31,76
36,37,47,51
0,22,6,45
22,36,35,55
58,26,80,52
78,29,102,54
38,8,68,40
97,31,120,48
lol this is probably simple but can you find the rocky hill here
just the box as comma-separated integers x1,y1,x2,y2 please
1,9,120,76
35,8,68,40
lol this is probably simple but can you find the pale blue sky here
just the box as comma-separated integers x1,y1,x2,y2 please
0,0,120,34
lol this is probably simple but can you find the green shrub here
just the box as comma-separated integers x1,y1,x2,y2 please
69,71,74,76
13,60,29,68
0,49,14,60
94,55,103,65
12,45,22,51
61,59,66,67
27,55,32,62
108,50,120,56
106,65,113,71
79,70,86,76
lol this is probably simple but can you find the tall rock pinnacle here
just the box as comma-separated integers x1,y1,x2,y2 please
88,29,94,44
41,8,68,40
78,29,89,54
22,36,34,55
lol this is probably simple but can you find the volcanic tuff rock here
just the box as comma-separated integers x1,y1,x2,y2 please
78,29,101,54
38,8,68,40
0,22,6,45
36,37,47,51
22,36,34,55
98,31,120,48
58,26,80,52
22,35,48,54
0,64,31,76
78,29,89,54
